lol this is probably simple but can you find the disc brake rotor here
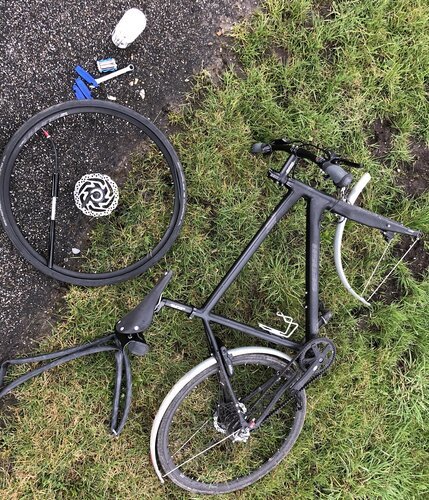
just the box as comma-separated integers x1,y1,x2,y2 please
74,173,119,217
213,402,249,442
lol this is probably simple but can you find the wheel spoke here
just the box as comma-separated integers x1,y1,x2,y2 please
163,430,241,478
172,418,211,457
157,352,307,493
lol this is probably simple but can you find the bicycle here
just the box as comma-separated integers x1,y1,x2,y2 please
0,107,422,494
145,140,421,493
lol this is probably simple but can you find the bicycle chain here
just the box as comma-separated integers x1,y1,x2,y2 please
261,338,335,422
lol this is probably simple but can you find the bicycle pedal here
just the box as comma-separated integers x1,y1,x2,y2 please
115,331,150,356
127,339,150,356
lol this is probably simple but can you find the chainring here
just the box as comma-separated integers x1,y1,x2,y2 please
298,338,336,376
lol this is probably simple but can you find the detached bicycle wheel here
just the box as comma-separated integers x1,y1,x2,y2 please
156,352,306,494
0,100,186,286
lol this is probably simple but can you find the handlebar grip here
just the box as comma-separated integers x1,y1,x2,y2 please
321,161,353,188
251,143,272,155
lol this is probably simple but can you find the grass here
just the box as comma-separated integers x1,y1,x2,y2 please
1,0,429,497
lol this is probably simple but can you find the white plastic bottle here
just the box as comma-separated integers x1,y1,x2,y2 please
112,8,147,49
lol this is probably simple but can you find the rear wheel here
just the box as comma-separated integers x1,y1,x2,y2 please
156,352,306,494
0,100,186,286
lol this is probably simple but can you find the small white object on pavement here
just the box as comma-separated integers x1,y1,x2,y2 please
112,8,147,49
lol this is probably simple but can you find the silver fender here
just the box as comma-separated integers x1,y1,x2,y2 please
334,172,372,306
150,346,293,483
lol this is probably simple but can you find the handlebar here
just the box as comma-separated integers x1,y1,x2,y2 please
322,162,353,189
252,138,360,188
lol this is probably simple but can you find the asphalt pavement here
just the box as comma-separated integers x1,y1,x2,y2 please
0,0,257,361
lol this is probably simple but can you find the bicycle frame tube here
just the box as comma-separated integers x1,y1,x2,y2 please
288,179,421,237
305,195,326,339
162,178,420,347
163,184,322,345
202,188,302,313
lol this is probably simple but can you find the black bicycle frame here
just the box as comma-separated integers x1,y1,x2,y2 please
162,177,419,359
0,171,420,437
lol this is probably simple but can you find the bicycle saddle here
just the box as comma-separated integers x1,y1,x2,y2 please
115,271,173,335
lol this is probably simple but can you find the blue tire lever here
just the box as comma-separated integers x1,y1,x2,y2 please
74,65,99,88
74,78,93,99
73,83,86,100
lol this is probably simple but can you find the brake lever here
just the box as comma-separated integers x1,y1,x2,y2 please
325,150,362,169
332,157,362,169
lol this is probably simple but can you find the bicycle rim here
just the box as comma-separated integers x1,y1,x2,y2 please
0,100,186,286
156,353,306,494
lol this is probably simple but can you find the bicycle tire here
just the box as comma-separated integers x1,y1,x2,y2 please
156,351,306,494
0,100,186,286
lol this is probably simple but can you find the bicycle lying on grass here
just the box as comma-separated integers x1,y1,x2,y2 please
0,102,422,494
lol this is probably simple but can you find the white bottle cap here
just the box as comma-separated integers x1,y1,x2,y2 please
112,8,147,49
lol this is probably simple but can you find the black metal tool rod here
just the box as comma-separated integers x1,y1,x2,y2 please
48,171,59,268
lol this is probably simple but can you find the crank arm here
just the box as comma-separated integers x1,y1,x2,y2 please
290,340,336,392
